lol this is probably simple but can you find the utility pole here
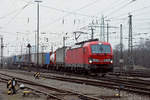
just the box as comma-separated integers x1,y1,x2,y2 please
128,14,134,70
63,33,69,64
102,16,105,41
27,44,31,65
41,45,44,65
35,31,36,53
51,45,53,52
91,27,94,39
63,36,66,47
63,36,67,65
27,43,31,71
35,0,42,66
21,45,23,55
100,16,102,41
106,22,109,42
100,15,105,41
120,24,123,74
1,36,4,68
89,26,95,39
118,24,123,96
105,19,110,42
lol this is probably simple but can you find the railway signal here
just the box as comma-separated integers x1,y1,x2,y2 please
27,43,31,70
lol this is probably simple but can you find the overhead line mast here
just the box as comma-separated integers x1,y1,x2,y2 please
35,0,42,67
100,15,105,41
0,36,4,68
120,24,123,74
128,14,134,70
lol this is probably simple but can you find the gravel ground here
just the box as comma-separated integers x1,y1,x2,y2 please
0,82,47,100
0,69,150,100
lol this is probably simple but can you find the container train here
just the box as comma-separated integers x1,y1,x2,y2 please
3,39,113,73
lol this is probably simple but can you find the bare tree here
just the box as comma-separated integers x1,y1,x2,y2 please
113,40,150,68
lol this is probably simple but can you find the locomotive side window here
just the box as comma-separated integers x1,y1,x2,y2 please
91,44,111,53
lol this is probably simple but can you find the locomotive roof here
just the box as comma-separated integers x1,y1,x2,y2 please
75,39,99,45
70,39,111,49
84,41,111,45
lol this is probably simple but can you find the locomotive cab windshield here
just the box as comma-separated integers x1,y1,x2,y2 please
91,44,111,54
88,42,113,72
89,42,113,64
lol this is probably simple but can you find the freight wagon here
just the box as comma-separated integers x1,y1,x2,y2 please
4,39,113,74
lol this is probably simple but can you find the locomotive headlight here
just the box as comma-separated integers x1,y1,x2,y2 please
104,59,113,63
110,60,113,63
89,59,93,64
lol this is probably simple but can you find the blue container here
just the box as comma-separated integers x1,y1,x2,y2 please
16,56,20,63
20,55,24,63
18,55,24,63
45,53,50,64
13,56,16,64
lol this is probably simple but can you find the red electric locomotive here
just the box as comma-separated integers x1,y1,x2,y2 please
65,39,113,73
50,39,113,73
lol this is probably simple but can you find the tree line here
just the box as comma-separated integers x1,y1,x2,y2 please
113,40,150,68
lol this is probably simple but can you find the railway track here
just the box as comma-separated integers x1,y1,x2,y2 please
29,70,150,96
110,71,150,78
24,66,150,78
42,74,150,95
2,69,150,97
15,65,150,78
0,73,99,100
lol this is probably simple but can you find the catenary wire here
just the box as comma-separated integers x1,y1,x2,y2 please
107,4,150,20
41,0,102,30
5,1,32,25
106,0,136,17
100,0,127,15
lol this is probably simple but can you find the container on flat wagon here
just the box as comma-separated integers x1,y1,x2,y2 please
38,53,45,65
42,53,46,65
31,53,36,64
56,47,67,64
13,56,16,64
20,56,24,63
45,53,50,64
23,54,28,64
15,56,19,63
16,55,24,63
50,52,56,64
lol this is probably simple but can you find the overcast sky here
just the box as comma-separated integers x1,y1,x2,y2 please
0,0,150,56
